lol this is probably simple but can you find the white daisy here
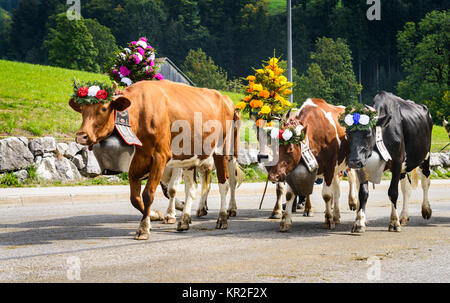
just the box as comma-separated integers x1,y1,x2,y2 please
359,114,370,125
121,77,132,86
282,129,293,141
295,125,304,136
270,128,280,139
137,40,148,49
88,86,101,97
344,114,354,126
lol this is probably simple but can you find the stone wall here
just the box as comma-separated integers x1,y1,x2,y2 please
0,136,449,183
0,137,101,182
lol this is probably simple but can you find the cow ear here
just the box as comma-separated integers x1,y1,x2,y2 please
111,96,131,112
69,99,81,113
376,114,391,128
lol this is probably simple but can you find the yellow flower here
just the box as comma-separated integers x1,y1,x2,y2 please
269,58,279,65
260,106,271,114
236,102,247,110
243,96,251,102
259,90,270,99
246,75,256,81
256,69,264,74
256,119,265,128
279,76,287,83
253,84,263,91
275,68,284,75
283,89,292,95
250,99,263,109
268,70,275,78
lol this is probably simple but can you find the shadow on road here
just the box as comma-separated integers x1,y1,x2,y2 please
1,207,449,247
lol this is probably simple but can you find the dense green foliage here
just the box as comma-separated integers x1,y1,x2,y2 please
296,37,361,105
182,49,229,90
0,0,448,120
43,13,100,72
397,10,449,122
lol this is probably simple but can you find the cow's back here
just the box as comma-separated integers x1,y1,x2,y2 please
373,92,432,171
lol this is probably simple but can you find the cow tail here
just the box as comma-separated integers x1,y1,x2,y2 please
235,164,244,188
233,110,241,159
411,167,419,190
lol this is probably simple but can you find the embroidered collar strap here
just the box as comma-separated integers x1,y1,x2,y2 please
114,110,142,146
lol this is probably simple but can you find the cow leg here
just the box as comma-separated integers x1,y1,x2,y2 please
303,195,313,217
399,174,411,226
177,169,197,231
280,187,295,232
196,167,211,217
388,163,402,232
420,163,432,220
214,155,230,229
352,175,368,233
270,182,286,219
347,169,359,211
134,154,167,240
332,175,341,224
163,168,182,224
227,158,238,217
322,182,335,230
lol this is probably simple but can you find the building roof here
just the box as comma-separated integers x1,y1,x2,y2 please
156,57,195,87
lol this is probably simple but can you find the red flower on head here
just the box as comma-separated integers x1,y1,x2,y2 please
77,87,89,98
96,89,108,100
279,129,285,140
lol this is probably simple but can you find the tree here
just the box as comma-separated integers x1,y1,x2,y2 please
397,10,449,122
0,8,11,58
43,13,99,72
181,48,228,90
8,0,41,62
296,37,362,105
84,18,118,71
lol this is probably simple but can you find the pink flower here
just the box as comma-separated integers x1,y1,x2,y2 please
154,73,163,80
146,45,153,49
119,66,130,77
149,60,155,67
131,41,137,45
137,47,145,56
139,37,147,42
132,54,141,64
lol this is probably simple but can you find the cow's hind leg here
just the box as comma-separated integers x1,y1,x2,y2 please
303,195,313,217
177,169,197,231
270,182,285,219
163,168,182,224
332,175,341,224
196,167,211,217
347,169,359,211
399,174,411,226
227,158,238,217
420,159,432,220
280,187,295,232
214,155,230,230
322,182,335,230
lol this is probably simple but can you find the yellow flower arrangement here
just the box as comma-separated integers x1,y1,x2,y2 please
235,56,294,126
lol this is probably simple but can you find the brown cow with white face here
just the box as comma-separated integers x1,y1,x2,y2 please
70,80,240,240
268,98,350,231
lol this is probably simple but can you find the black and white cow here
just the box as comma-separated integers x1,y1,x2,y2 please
348,91,433,233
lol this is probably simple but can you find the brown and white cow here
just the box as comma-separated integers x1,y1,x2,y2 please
268,98,351,231
70,80,240,240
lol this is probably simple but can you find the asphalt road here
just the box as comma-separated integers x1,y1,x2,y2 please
1,181,450,283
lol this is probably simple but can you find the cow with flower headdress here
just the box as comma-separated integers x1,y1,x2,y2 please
344,91,433,233
267,98,358,231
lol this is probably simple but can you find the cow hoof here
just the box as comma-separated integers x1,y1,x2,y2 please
227,209,237,218
422,206,432,220
150,209,164,221
175,200,185,211
216,211,228,229
177,214,191,231
269,211,282,219
334,218,341,224
163,215,177,224
351,223,366,233
388,222,401,232
134,230,150,240
349,203,357,211
399,216,409,226
196,207,208,217
280,221,291,232
303,210,313,217
324,215,335,230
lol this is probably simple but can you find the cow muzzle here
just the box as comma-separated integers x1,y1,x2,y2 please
268,171,286,183
348,160,366,169
75,131,94,146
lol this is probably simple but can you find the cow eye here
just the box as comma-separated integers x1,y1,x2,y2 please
101,107,107,112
